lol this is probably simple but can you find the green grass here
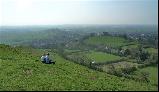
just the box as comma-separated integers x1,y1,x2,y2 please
86,51,122,63
122,44,139,50
64,49,82,53
0,44,157,91
101,61,139,73
84,36,130,48
145,48,158,54
131,66,158,86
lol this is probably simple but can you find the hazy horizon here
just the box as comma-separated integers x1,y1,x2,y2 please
0,0,158,26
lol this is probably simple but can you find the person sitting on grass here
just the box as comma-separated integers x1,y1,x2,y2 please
45,53,55,64
41,53,55,64
45,53,50,64
41,54,46,63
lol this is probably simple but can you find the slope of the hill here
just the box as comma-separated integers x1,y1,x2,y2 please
0,44,157,91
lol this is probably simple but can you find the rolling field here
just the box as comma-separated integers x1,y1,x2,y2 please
101,61,139,72
86,51,122,63
145,48,158,54
0,44,157,91
121,44,139,50
84,36,130,48
64,49,83,53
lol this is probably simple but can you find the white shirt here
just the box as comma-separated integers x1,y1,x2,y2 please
45,55,49,63
41,56,45,61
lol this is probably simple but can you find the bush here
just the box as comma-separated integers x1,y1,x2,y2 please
108,64,123,77
121,66,137,74
124,49,131,56
139,71,150,83
139,51,150,62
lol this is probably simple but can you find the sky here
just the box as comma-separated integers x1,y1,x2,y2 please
0,0,158,26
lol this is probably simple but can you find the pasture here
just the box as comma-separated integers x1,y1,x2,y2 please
86,51,122,63
84,36,130,48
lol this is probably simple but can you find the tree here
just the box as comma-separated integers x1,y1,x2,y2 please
139,51,150,62
90,33,96,37
124,49,131,56
121,34,128,40
140,72,150,83
103,32,109,36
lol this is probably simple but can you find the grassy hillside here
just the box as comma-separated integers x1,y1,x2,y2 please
0,44,157,91
130,66,158,86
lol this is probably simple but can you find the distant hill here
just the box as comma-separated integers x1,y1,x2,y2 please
0,28,83,48
0,25,157,48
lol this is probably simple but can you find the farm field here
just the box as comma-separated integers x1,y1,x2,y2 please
145,48,158,54
86,51,122,63
64,49,84,53
84,36,132,48
121,44,139,50
100,61,139,73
